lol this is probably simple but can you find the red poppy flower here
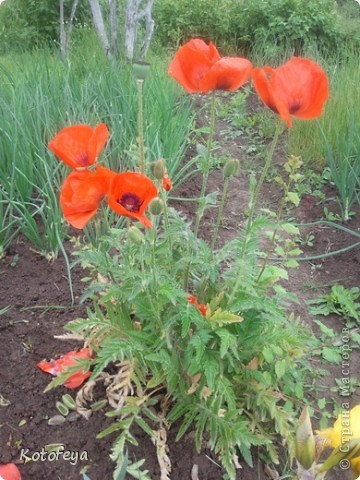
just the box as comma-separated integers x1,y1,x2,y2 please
60,166,115,229
168,38,252,94
48,123,109,169
0,464,22,480
37,347,92,389
161,174,172,191
108,172,157,228
187,294,208,317
252,57,329,127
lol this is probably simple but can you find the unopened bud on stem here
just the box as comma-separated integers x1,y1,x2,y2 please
127,226,145,245
151,158,166,180
223,158,240,178
296,407,316,470
149,197,164,215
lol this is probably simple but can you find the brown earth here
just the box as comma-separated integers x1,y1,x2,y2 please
0,92,359,480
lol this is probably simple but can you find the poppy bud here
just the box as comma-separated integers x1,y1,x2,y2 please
151,158,167,180
149,197,164,215
223,158,240,178
133,61,151,81
127,226,145,245
295,407,315,470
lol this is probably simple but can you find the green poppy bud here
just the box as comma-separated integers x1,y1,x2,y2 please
127,226,145,245
295,407,316,470
133,61,151,81
223,158,240,178
149,197,164,215
151,158,167,180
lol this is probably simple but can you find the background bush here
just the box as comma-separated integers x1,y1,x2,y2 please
153,0,356,57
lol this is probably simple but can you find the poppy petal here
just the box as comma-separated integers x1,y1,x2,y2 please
0,463,22,480
252,57,329,127
168,39,221,93
108,172,157,227
60,169,109,229
199,57,253,93
87,123,110,165
49,123,109,168
37,348,92,389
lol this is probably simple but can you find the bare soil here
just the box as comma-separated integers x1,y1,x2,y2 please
0,92,359,480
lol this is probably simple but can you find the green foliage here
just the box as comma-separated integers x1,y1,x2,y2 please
308,284,360,324
66,197,313,478
0,49,193,255
0,0,90,54
153,0,236,51
321,113,360,221
153,0,346,57
237,0,342,58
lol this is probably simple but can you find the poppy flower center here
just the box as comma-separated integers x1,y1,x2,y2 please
289,99,302,114
118,193,143,212
76,152,90,166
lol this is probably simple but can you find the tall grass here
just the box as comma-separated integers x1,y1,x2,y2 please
287,51,360,171
0,42,193,255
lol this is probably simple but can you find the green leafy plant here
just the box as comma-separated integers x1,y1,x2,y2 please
308,284,360,324
43,41,333,480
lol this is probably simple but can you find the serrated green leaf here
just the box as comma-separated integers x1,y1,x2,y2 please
275,359,287,379
286,192,300,206
314,320,335,338
262,346,274,363
321,347,342,364
208,308,243,327
281,223,300,235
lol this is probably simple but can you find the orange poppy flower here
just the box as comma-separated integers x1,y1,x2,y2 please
60,166,114,229
187,294,208,317
108,172,157,228
0,464,22,480
37,347,92,389
252,57,329,127
161,174,172,191
168,38,252,94
48,123,109,169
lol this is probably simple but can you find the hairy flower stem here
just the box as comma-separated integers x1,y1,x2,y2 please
255,175,293,284
183,92,216,291
210,176,230,250
193,91,217,237
228,121,283,304
137,79,145,174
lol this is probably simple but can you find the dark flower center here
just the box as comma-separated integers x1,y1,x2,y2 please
118,193,143,212
215,79,232,91
76,152,90,166
289,100,301,114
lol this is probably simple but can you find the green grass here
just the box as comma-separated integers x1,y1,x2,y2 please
287,51,360,169
0,44,193,256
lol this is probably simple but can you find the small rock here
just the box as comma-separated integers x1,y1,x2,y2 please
66,412,81,422
47,415,65,426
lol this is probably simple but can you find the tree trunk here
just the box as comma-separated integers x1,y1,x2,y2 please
59,0,80,57
125,0,141,61
59,0,66,57
109,0,119,58
88,0,113,59
125,0,155,61
65,0,80,53
139,0,154,58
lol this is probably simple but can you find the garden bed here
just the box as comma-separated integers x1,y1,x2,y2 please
1,92,359,480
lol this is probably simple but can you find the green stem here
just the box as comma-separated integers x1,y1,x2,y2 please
255,176,291,284
228,120,283,304
193,91,217,237
183,91,217,292
137,79,145,174
210,176,230,250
